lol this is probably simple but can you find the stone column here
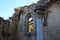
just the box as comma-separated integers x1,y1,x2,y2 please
35,16,43,40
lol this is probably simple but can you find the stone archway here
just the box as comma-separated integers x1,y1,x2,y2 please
24,13,35,40
24,13,34,32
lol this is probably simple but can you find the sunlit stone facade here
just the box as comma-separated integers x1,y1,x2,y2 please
0,0,60,40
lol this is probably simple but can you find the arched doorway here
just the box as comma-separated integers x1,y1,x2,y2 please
24,13,35,40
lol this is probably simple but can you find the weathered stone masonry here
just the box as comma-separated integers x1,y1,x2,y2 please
0,0,60,40
0,17,10,40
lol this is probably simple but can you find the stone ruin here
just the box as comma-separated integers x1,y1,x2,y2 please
0,0,60,40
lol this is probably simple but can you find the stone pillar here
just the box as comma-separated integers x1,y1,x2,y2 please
35,17,43,40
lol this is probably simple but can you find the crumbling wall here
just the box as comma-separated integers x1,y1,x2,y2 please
1,0,60,40
18,4,36,40
0,17,10,40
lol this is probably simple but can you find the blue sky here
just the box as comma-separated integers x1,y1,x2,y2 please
0,0,39,19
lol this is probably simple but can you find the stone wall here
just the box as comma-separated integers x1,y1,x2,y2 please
0,0,60,40
47,1,60,40
0,17,10,40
